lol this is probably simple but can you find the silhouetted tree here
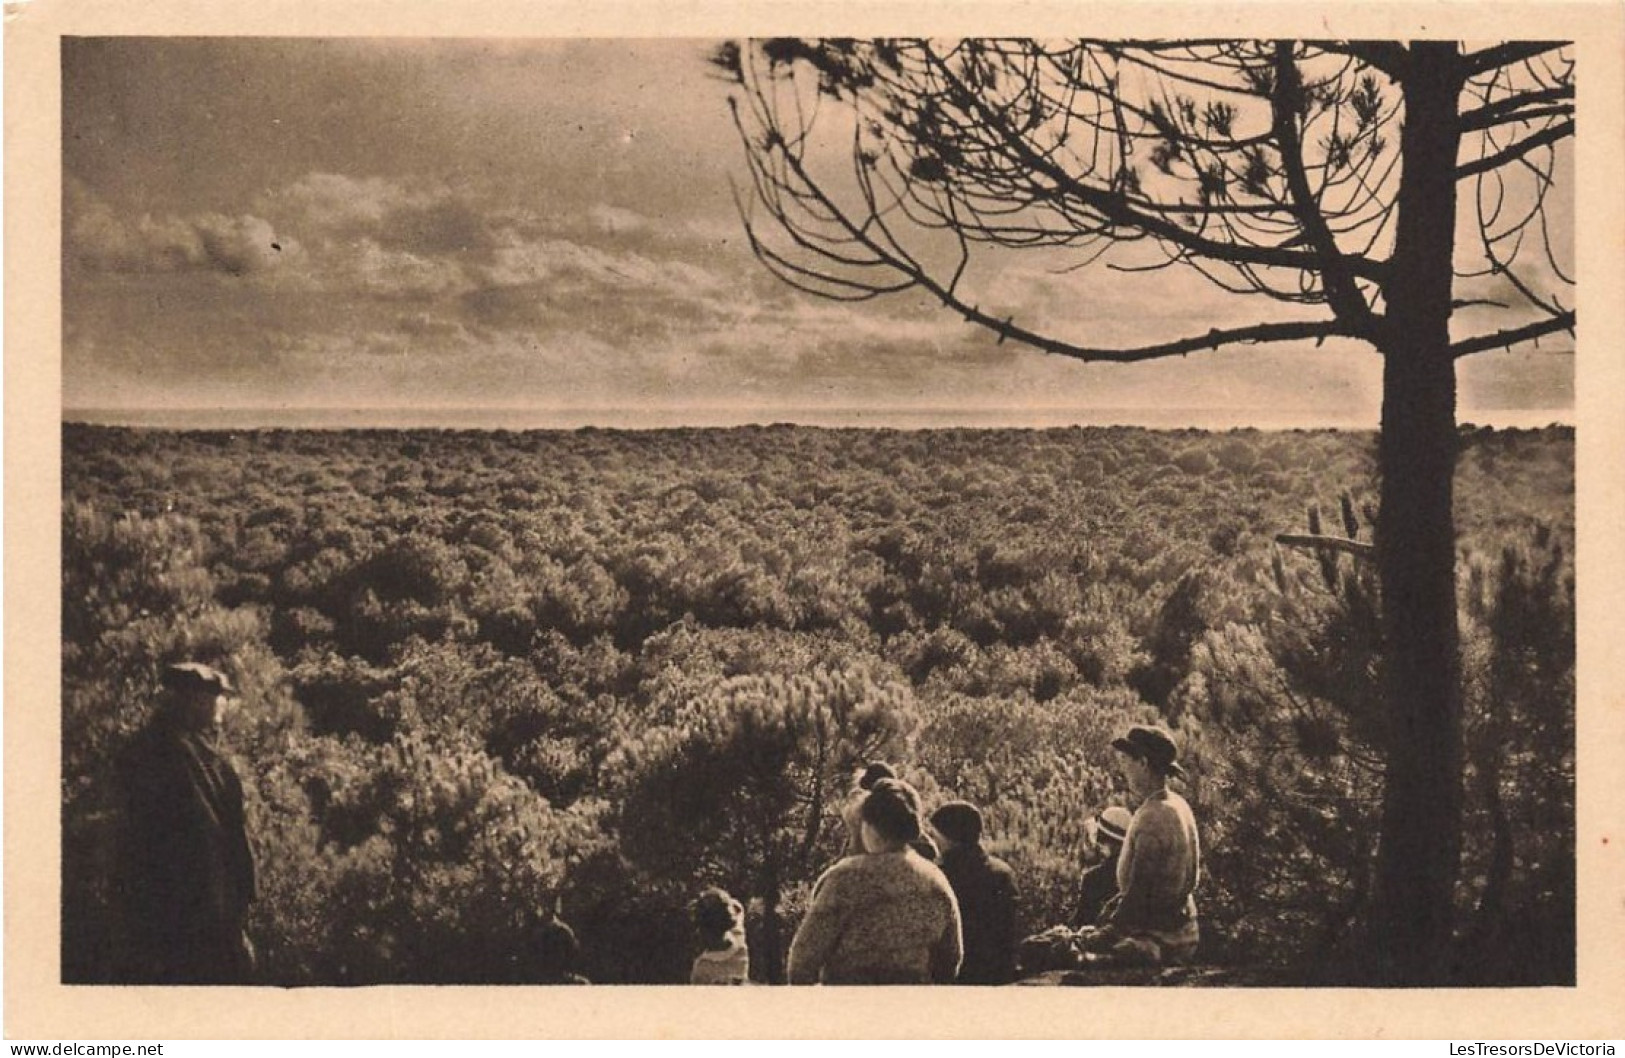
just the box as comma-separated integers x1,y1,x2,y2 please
715,38,1574,983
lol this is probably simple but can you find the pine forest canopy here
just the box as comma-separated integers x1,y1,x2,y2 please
714,38,1574,984
60,421,1576,988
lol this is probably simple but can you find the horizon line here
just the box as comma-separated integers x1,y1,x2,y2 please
61,404,1577,434
62,402,1576,415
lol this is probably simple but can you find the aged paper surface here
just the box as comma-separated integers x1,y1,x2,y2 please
7,0,1624,1040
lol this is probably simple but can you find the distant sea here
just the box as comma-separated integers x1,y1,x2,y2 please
61,406,1575,432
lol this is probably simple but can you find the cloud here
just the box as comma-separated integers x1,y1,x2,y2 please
477,235,731,297
1458,344,1574,412
192,214,288,276
588,204,650,235
67,181,293,277
394,310,478,342
274,173,408,233
380,198,500,255
60,163,1449,421
350,239,476,300
271,173,499,259
250,172,744,319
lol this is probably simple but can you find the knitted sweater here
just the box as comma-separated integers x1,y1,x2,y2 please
788,849,963,984
1109,788,1200,938
690,930,750,985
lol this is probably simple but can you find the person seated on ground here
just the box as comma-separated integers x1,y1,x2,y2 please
1078,724,1201,967
789,778,962,985
929,800,1019,985
1072,805,1133,929
1016,805,1132,975
839,761,939,862
689,887,751,985
535,912,591,984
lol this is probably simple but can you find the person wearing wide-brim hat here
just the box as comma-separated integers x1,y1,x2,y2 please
114,661,258,983
1084,724,1201,965
1072,804,1133,929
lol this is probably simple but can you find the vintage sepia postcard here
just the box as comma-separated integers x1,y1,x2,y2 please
6,0,1625,1041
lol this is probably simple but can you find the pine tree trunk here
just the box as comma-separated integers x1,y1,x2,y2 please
1369,42,1465,985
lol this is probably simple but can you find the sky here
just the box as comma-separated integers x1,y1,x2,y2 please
61,38,1575,425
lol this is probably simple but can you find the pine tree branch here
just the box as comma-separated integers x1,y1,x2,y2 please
1271,43,1378,331
1067,183,1387,280
1450,311,1576,359
1462,42,1570,78
1312,41,1410,79
1459,85,1574,132
918,286,1357,363
1276,534,1376,558
1456,121,1575,180
914,48,1390,284
763,112,1387,328
746,103,1369,361
1464,104,1574,131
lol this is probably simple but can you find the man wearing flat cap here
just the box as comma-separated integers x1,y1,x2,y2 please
1088,724,1201,965
115,662,258,983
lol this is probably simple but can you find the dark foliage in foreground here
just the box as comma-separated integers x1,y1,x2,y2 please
62,422,1573,984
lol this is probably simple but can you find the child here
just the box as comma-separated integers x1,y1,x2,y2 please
689,887,750,985
1073,805,1133,928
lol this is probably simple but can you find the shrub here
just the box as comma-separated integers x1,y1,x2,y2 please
609,665,918,981
1454,527,1575,984
1175,551,1383,968
276,731,608,984
915,685,1160,934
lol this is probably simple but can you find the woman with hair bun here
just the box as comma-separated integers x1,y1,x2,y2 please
787,778,963,984
838,761,939,862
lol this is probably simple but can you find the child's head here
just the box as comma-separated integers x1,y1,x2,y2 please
1091,805,1133,860
693,887,744,940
